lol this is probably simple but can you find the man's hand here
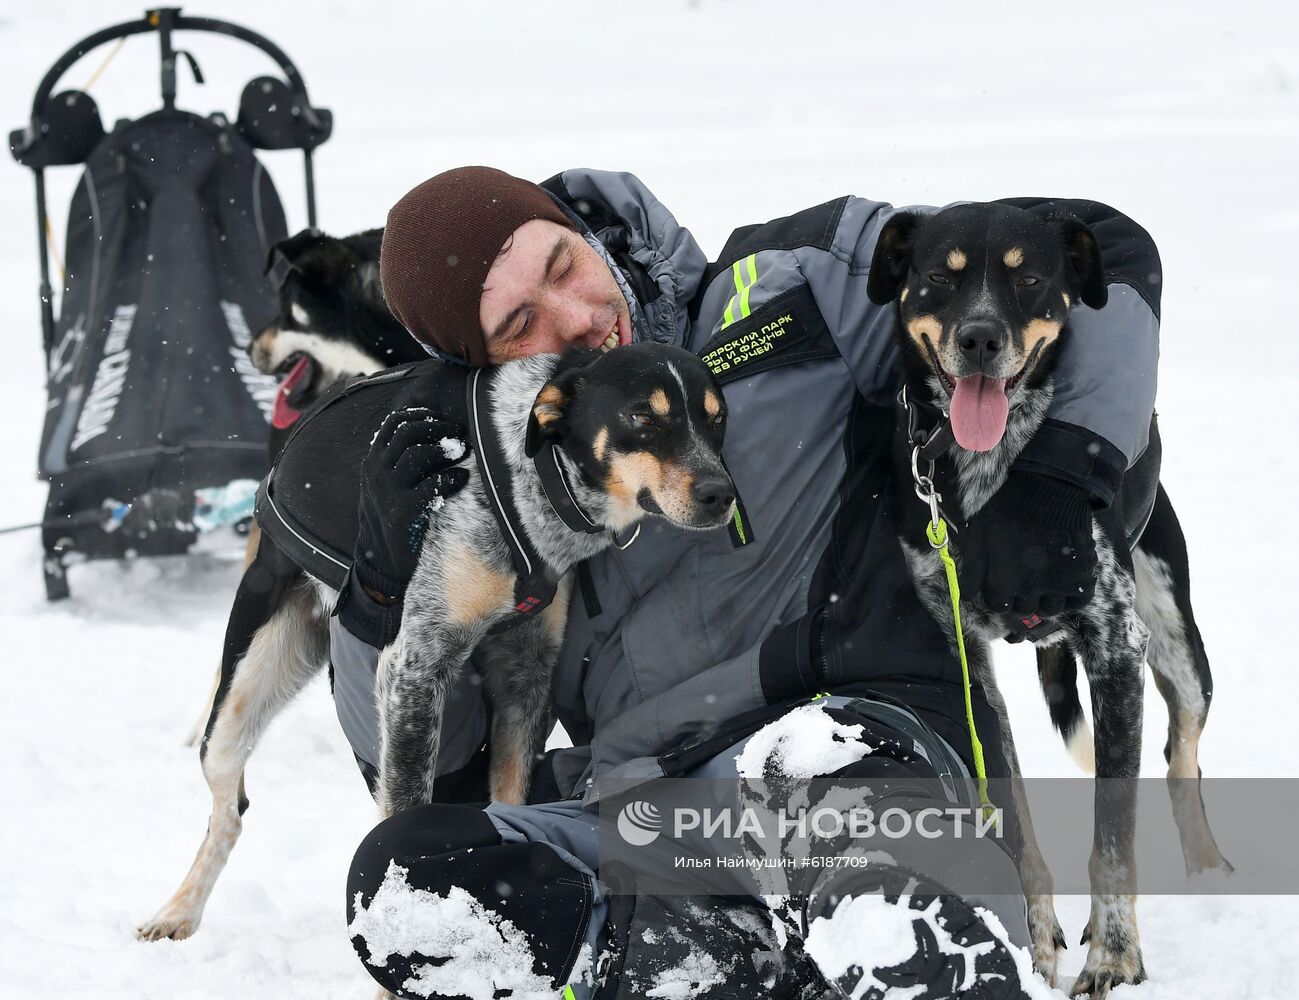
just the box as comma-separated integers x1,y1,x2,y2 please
353,408,471,604
957,471,1098,618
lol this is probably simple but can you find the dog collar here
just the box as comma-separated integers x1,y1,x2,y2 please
533,445,604,535
898,384,955,462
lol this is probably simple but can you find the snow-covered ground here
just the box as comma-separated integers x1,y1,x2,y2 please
1,1,1296,996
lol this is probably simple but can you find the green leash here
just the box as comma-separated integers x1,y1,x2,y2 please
910,437,995,819
925,516,994,817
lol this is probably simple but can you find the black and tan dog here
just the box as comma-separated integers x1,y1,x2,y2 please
182,228,426,748
868,202,1230,997
140,343,735,942
253,226,427,451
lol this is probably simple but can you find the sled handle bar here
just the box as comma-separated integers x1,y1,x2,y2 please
19,9,330,355
29,8,327,135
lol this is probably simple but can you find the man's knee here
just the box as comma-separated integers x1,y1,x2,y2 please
346,803,596,1000
348,803,500,904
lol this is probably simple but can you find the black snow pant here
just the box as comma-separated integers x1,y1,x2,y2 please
346,696,1028,1000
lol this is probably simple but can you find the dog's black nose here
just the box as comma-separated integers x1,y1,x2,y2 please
692,476,736,511
956,320,1008,366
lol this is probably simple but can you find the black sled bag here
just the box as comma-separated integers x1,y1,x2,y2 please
40,109,285,561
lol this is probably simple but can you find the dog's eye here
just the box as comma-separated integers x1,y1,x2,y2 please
927,273,950,285
1017,276,1040,287
627,412,654,428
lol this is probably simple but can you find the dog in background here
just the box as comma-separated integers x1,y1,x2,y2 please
253,226,427,453
868,202,1230,998
183,227,426,747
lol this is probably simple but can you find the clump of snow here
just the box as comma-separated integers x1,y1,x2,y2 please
734,704,873,781
805,893,1059,1000
804,893,929,999
349,860,554,1000
439,436,466,461
644,947,725,999
972,905,1060,1000
569,941,595,990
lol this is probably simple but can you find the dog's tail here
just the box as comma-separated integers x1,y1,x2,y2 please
1035,645,1095,774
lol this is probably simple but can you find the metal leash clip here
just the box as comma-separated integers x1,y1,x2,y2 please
911,443,945,546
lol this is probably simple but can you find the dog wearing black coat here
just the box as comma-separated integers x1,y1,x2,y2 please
141,343,736,942
182,227,427,748
867,202,1230,998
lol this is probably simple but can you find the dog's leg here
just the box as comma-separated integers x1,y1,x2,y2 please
182,666,222,748
480,581,570,804
182,525,263,748
1035,644,1095,772
138,575,327,941
375,539,511,815
1069,537,1149,999
1133,508,1231,875
973,648,1067,987
374,626,481,817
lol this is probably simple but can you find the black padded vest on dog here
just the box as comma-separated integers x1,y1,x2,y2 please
255,361,464,591
255,360,562,620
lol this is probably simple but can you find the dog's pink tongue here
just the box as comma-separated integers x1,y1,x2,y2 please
271,355,312,430
950,374,1009,452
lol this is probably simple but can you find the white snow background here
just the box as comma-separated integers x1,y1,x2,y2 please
1,1,1297,996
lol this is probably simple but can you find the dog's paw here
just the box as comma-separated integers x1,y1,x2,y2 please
1068,946,1146,999
136,908,199,942
1027,895,1065,986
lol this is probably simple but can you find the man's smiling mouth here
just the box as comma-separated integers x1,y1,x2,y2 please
595,306,630,353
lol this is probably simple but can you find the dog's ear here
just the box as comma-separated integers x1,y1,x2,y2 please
525,381,572,458
1052,214,1108,310
264,228,327,276
867,211,921,305
524,348,601,458
299,242,361,290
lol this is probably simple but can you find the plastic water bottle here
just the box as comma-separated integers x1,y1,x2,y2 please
193,479,260,533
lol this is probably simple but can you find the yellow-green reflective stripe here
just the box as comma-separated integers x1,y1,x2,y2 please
562,986,577,1000
732,257,747,297
731,506,747,543
739,253,758,318
720,254,759,330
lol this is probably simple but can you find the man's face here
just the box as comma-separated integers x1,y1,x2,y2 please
479,219,634,363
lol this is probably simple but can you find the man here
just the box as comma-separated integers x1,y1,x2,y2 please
335,167,1160,998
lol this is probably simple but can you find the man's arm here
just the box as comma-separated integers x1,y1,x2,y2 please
742,195,1159,505
996,197,1162,505
795,196,1160,614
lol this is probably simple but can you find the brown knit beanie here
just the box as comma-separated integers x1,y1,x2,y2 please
380,166,573,366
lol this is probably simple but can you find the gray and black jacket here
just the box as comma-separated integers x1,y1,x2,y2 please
330,168,1161,801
